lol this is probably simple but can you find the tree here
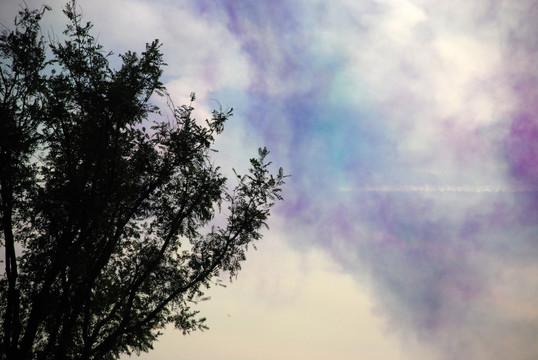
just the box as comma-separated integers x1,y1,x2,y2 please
0,2,286,359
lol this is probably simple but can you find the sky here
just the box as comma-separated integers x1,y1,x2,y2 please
2,0,538,359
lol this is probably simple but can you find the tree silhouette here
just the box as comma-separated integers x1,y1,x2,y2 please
0,2,285,359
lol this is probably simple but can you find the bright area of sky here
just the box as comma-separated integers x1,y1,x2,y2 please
2,0,538,359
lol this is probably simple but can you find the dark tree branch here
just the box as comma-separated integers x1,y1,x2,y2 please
0,3,286,359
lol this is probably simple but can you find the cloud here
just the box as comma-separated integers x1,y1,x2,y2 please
192,1,538,359
132,228,412,360
350,185,538,192
3,0,538,359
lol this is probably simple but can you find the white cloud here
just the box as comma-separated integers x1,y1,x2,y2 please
128,219,415,360
79,0,250,102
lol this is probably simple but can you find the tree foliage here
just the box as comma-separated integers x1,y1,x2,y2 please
0,2,286,359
